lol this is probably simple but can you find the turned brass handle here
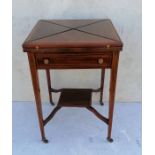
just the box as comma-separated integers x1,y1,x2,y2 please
98,58,104,64
43,58,50,64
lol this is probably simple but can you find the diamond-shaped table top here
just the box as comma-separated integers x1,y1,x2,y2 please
23,19,123,50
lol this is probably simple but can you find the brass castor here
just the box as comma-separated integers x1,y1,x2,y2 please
50,101,55,106
42,138,49,143
100,101,104,106
107,137,113,143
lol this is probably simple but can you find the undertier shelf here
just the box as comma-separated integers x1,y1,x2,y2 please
57,88,92,107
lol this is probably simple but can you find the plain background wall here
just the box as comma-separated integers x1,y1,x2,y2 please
12,0,141,103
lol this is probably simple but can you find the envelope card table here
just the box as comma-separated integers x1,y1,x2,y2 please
22,19,123,143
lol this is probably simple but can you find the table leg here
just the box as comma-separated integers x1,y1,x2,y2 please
28,53,48,143
99,69,105,105
46,69,54,105
107,52,120,142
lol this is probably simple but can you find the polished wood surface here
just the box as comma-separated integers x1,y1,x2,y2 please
23,19,122,50
35,52,112,69
23,19,123,143
58,89,92,107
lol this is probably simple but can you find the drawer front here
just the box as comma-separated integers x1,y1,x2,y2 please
35,53,112,69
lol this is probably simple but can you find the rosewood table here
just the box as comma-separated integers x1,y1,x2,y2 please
22,19,123,143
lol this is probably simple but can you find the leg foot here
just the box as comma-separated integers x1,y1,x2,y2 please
107,137,113,143
42,137,49,143
100,101,104,106
50,101,55,106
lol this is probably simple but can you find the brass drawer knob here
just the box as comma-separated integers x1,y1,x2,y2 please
43,58,50,64
98,58,104,64
35,46,39,50
106,45,110,49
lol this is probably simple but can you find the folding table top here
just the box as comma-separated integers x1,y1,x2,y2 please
23,19,123,51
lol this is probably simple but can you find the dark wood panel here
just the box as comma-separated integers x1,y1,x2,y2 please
35,53,112,69
58,89,92,107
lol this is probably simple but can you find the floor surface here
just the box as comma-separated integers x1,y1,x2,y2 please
13,102,141,155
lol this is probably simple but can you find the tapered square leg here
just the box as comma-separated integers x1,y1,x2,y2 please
99,69,105,105
28,53,48,143
107,52,120,143
46,69,54,106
